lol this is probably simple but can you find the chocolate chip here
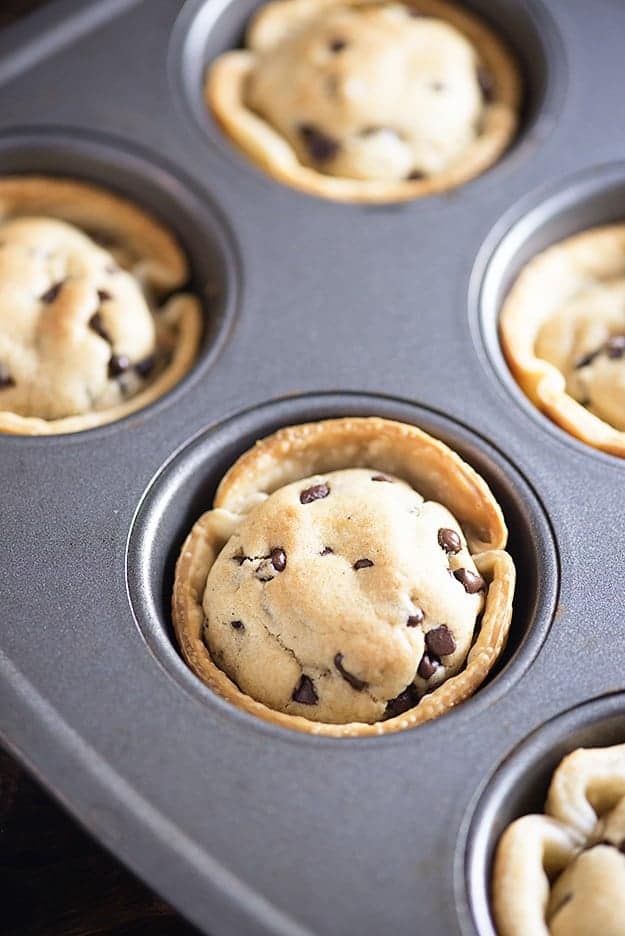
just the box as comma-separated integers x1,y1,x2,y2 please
371,473,392,482
300,483,330,504
407,609,425,627
384,683,419,719
298,124,340,163
406,170,425,181
40,281,64,303
453,568,487,594
606,335,625,359
231,620,244,631
329,38,347,52
135,355,156,378
477,65,494,102
271,547,287,572
89,313,110,341
321,546,334,555
425,624,456,657
108,353,131,378
438,527,462,554
418,653,439,680
97,289,112,302
292,674,318,705
0,364,15,389
353,558,374,570
334,653,368,691
574,349,599,369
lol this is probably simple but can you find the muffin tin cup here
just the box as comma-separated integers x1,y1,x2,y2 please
474,160,625,464
126,392,558,729
0,126,240,439
459,692,625,936
169,0,566,194
0,0,624,932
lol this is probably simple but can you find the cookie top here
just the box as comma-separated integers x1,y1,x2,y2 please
493,744,625,936
0,177,202,435
535,279,625,432
246,3,483,181
206,0,520,202
0,217,157,420
203,467,485,724
172,417,515,736
500,224,625,457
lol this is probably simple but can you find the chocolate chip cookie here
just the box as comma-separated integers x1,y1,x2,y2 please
0,176,202,434
501,224,625,457
493,744,625,936
206,0,521,202
172,417,516,737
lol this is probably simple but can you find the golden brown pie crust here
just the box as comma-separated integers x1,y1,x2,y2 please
172,417,516,737
206,0,521,204
0,176,202,435
500,224,625,458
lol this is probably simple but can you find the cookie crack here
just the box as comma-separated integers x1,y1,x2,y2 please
258,593,304,673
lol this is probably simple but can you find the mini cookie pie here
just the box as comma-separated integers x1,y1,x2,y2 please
206,0,521,203
500,224,625,457
493,744,625,936
0,176,202,435
172,417,515,737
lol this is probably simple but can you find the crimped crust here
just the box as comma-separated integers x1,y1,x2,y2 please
172,417,515,737
500,224,625,458
0,176,202,435
493,744,625,936
206,0,521,203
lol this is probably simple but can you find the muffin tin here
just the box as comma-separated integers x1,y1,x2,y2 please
0,1,624,933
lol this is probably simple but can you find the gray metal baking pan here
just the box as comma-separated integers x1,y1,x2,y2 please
0,0,624,933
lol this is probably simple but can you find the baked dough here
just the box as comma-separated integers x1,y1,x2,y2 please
206,0,521,203
172,417,516,736
0,177,202,435
500,225,625,457
493,744,625,936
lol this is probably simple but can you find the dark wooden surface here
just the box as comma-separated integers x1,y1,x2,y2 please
0,750,199,936
1,1,200,933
